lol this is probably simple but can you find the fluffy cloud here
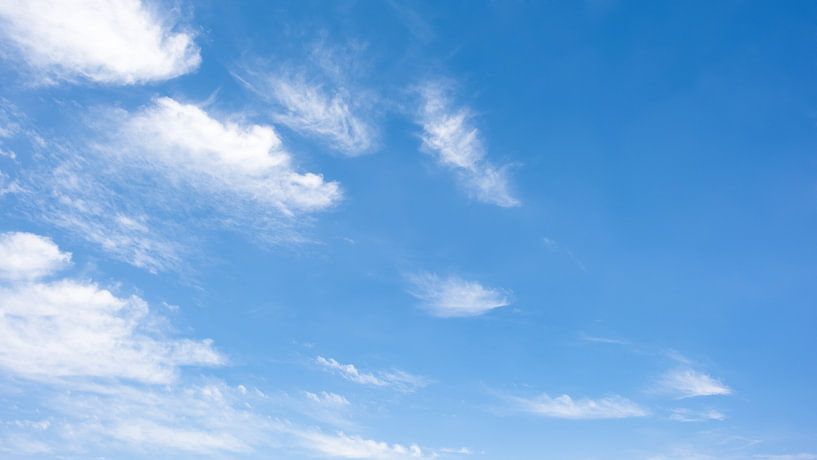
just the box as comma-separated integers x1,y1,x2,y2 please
417,82,518,207
510,393,648,419
113,97,341,213
0,232,71,281
0,232,222,384
0,232,445,458
0,0,200,84
315,357,429,393
658,369,732,399
406,273,510,317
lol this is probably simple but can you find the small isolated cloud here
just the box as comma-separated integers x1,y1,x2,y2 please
510,393,648,420
416,81,518,207
235,41,377,156
669,408,727,422
238,72,375,155
296,431,429,459
315,357,429,393
0,231,71,281
0,232,223,384
22,97,341,272
306,391,351,407
0,0,200,84
406,272,510,318
658,369,732,399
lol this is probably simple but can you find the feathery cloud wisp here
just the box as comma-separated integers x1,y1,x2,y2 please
315,357,429,393
658,369,732,399
417,81,518,207
0,0,200,84
510,393,648,419
406,272,510,317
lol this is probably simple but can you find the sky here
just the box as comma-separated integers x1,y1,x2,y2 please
0,0,816,459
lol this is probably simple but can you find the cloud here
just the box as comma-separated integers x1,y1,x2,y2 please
0,232,71,281
20,97,341,272
306,391,351,407
296,431,428,459
406,273,510,317
315,357,429,393
510,393,648,419
0,232,444,458
0,232,223,384
0,0,200,84
238,72,376,155
669,408,726,422
416,81,519,207
658,369,732,399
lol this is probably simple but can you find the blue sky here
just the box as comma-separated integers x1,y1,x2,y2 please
0,1,816,459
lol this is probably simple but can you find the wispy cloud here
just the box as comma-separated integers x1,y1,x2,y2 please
509,393,648,419
406,272,510,317
668,408,727,422
315,357,429,393
658,369,732,399
20,97,341,272
235,43,376,156
0,0,200,84
416,81,518,207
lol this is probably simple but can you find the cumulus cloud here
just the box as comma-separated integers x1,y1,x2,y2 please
21,97,341,271
315,357,429,393
406,273,510,317
0,232,445,458
0,232,71,281
510,393,648,419
0,232,223,384
658,369,732,399
416,81,518,207
0,0,200,84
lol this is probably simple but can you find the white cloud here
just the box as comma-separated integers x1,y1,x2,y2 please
406,273,510,317
315,357,429,393
417,82,518,207
510,393,648,419
239,73,375,155
658,369,732,399
0,0,200,84
236,68,375,156
306,391,351,407
0,233,222,384
669,408,726,422
22,97,341,272
115,97,342,214
296,431,428,459
0,232,71,281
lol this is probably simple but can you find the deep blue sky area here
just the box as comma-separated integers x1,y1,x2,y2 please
0,1,816,459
